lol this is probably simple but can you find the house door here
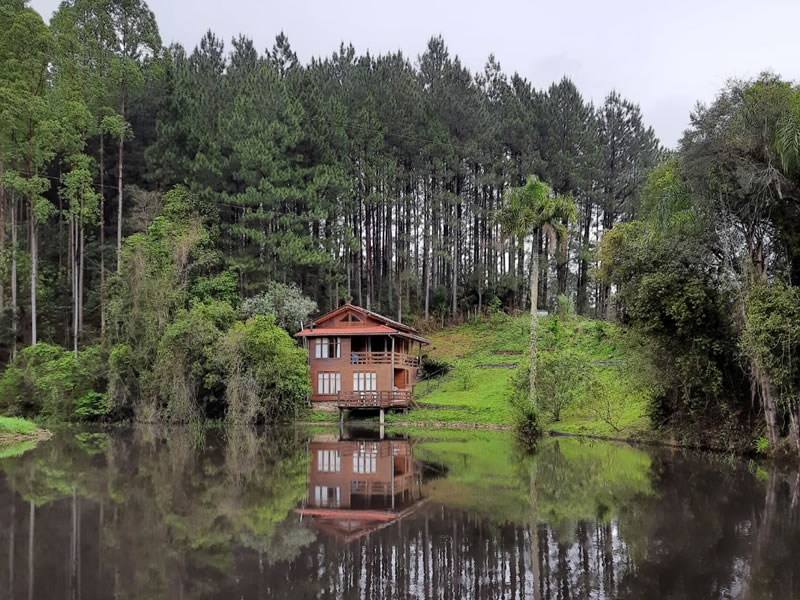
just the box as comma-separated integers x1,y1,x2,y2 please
393,369,406,390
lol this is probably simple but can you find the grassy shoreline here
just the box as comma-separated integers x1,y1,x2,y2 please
0,416,51,442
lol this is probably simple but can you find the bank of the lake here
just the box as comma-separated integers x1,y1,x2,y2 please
0,416,50,441
0,416,51,459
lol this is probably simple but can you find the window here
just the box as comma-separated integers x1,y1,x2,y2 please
353,443,378,474
314,485,341,507
353,372,377,392
341,313,361,323
317,450,341,472
314,337,341,359
317,372,341,395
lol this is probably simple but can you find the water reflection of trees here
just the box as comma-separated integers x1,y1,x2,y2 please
0,429,797,599
0,426,313,599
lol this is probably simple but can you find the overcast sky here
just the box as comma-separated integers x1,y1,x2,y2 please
31,0,800,148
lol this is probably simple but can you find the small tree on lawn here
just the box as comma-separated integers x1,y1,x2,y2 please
497,175,576,409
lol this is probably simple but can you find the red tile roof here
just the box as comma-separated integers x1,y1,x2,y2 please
294,324,430,344
295,325,398,337
310,303,419,334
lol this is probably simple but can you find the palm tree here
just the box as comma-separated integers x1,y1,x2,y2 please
776,90,800,173
497,176,576,408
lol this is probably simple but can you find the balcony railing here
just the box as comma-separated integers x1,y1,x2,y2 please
350,352,420,367
336,390,412,408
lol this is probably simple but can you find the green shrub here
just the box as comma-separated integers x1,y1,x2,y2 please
537,349,589,422
513,401,543,448
556,294,575,321
73,392,110,420
0,343,106,421
742,281,800,407
149,300,238,422
217,315,311,425
421,355,452,379
453,363,474,391
191,269,239,307
107,343,136,416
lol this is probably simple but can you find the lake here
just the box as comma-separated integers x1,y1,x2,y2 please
0,426,798,599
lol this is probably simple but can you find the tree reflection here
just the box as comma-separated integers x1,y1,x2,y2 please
0,428,797,599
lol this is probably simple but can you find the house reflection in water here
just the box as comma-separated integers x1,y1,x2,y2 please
296,432,425,542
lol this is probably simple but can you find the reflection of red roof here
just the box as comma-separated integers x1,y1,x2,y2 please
295,500,428,542
295,325,397,337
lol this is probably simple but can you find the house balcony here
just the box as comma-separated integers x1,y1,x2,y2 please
349,352,420,368
336,390,412,409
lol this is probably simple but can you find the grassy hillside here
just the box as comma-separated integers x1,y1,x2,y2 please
389,312,653,437
391,312,528,426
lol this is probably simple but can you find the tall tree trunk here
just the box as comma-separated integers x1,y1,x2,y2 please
11,191,17,358
577,197,591,315
556,219,568,296
541,234,549,311
0,158,5,319
79,221,84,333
72,215,78,357
753,361,780,451
423,182,430,320
99,133,105,337
788,401,800,458
529,229,540,408
365,201,372,311
116,96,125,274
29,202,37,346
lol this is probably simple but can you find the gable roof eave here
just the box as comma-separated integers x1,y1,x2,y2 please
309,303,420,335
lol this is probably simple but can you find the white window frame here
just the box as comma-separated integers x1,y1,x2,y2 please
317,449,341,473
315,337,341,359
317,372,341,395
353,372,377,392
353,443,378,474
314,485,341,507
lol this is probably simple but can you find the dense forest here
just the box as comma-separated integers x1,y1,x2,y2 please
0,0,661,352
1,0,799,455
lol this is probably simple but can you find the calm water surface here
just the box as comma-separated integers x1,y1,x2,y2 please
0,426,798,599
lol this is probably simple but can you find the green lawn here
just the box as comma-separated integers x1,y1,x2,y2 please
386,312,527,426
396,312,652,437
535,317,653,438
307,312,653,439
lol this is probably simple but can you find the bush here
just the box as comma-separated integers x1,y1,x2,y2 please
580,371,629,433
556,294,575,321
513,399,543,448
742,281,800,406
74,392,110,420
0,344,106,421
536,349,589,422
453,363,474,391
147,300,238,423
217,315,311,425
421,355,452,379
241,281,317,335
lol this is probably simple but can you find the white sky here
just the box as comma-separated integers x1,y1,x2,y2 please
31,0,800,148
